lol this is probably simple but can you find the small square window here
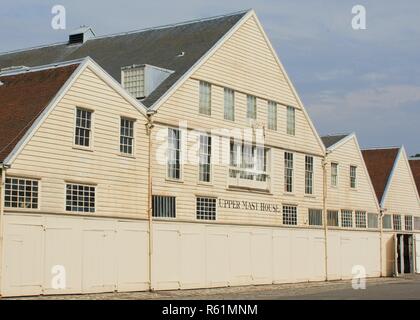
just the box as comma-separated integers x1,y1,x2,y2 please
196,197,216,220
283,205,297,225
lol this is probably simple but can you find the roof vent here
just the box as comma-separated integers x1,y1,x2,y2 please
121,64,174,100
69,26,95,45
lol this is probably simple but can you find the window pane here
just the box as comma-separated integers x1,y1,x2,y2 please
284,152,293,192
350,166,357,188
75,108,92,147
247,95,257,120
4,178,39,209
355,211,367,228
120,118,134,155
122,66,145,99
196,197,216,220
152,196,176,218
199,135,212,182
309,209,323,226
283,205,297,225
167,128,181,179
393,214,401,230
305,156,313,194
267,101,277,130
368,213,379,229
224,88,235,121
331,163,338,187
199,81,211,115
287,106,295,135
382,214,392,229
404,215,413,231
66,184,95,213
341,210,353,228
327,210,339,227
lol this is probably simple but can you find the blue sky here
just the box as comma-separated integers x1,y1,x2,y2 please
1,0,420,155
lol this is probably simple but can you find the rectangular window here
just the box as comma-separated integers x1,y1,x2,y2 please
327,210,339,227
199,81,211,115
122,66,145,99
382,214,392,229
224,88,235,121
368,213,379,229
308,209,323,226
284,152,294,192
341,210,353,228
404,215,413,231
393,214,402,231
305,156,314,194
152,196,176,218
247,95,257,120
167,128,181,180
120,118,134,155
199,134,212,182
331,163,338,187
287,106,295,135
355,211,367,228
196,197,216,221
229,141,269,184
66,184,95,213
414,217,420,231
283,205,297,225
267,101,277,130
350,166,357,188
75,108,92,147
4,177,39,209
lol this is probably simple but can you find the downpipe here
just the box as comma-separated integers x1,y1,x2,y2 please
146,114,155,291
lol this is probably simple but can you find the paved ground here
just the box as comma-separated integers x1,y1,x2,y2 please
6,275,420,300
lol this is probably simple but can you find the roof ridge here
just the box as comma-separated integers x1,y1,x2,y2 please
362,146,401,151
93,9,251,40
0,9,251,57
0,58,85,77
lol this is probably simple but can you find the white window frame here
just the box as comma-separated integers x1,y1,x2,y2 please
308,209,323,226
246,95,257,120
350,165,357,189
331,162,339,187
224,88,235,121
199,134,212,183
196,196,217,221
327,210,339,227
393,214,402,231
167,128,182,181
120,117,135,156
199,81,211,116
284,152,294,193
404,215,413,231
283,205,298,225
368,213,379,229
382,214,392,229
4,177,40,210
74,107,93,149
286,106,296,136
267,101,277,130
228,141,270,190
341,210,353,228
65,183,96,213
305,155,314,195
121,65,145,99
355,211,367,228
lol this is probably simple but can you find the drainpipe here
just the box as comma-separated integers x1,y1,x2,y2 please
146,114,155,291
322,154,329,281
0,165,7,296
379,208,384,277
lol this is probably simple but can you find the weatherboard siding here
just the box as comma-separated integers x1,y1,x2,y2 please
382,150,420,217
151,14,324,226
154,14,323,157
326,136,379,215
6,67,149,219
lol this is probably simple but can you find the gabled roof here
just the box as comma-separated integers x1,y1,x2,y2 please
409,158,420,198
0,58,148,166
0,10,248,108
321,133,351,149
362,147,400,203
0,63,80,162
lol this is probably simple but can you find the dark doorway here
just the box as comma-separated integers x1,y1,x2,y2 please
396,234,414,275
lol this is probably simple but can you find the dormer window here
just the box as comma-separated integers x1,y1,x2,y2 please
121,64,173,100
